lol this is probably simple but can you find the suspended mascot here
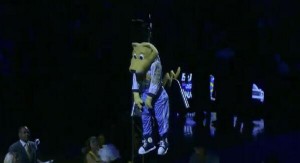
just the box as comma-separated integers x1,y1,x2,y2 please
129,42,180,155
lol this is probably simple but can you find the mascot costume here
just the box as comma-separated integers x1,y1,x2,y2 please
129,42,180,155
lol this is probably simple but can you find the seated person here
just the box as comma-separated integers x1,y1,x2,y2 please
189,141,219,163
3,152,17,163
98,134,121,163
84,136,102,163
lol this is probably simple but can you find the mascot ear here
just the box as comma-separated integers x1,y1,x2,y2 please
132,42,139,48
141,42,158,55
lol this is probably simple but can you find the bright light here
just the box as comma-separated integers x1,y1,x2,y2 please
184,112,196,136
210,75,216,101
252,84,264,103
181,73,193,99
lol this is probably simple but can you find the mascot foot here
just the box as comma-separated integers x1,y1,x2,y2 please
157,138,169,155
138,137,156,155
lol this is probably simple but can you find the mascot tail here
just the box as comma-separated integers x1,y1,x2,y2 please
163,67,190,108
163,67,181,87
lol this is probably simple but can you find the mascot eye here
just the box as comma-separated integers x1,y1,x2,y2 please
133,54,137,59
139,54,144,60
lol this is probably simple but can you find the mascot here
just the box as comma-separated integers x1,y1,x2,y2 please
129,42,180,155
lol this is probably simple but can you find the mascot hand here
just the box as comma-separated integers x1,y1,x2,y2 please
133,92,143,109
163,67,181,87
145,96,153,109
171,67,181,80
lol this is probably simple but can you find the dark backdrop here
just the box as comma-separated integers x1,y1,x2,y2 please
0,0,299,162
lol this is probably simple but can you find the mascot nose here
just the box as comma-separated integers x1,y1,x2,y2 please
130,69,136,73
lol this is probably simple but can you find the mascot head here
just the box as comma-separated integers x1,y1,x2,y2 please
129,42,158,74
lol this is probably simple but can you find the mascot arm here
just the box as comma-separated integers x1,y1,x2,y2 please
146,60,162,108
132,73,143,109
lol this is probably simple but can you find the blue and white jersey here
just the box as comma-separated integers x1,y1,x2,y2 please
132,57,163,97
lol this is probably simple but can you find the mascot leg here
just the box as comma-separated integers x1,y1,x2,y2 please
138,93,156,155
154,89,170,155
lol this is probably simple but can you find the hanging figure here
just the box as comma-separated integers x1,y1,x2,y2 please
129,42,171,155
